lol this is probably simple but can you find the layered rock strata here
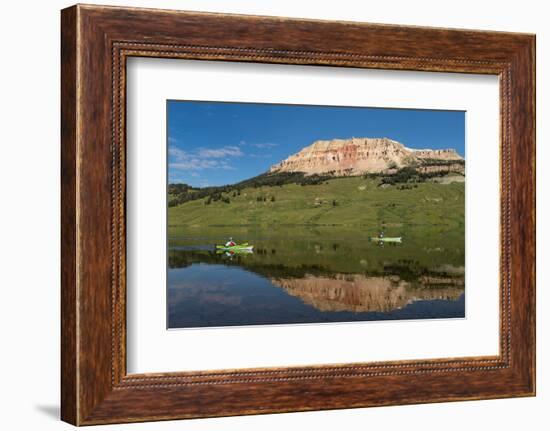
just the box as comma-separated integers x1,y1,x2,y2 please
269,137,463,176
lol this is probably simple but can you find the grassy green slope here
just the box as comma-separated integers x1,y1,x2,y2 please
168,177,464,230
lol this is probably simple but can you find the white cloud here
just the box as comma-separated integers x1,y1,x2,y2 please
170,160,218,170
168,145,241,171
250,142,278,149
198,146,243,158
168,146,188,161
238,141,278,149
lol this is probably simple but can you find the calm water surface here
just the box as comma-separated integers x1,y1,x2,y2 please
167,226,465,328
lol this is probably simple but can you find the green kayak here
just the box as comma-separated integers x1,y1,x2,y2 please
216,248,253,255
216,243,254,251
370,237,402,243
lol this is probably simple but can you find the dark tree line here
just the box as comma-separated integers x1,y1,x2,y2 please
376,163,464,187
168,161,465,208
168,172,333,208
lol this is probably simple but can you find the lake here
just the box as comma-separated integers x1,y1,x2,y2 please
167,226,465,328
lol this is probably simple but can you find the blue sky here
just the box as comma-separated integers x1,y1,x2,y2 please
168,100,465,187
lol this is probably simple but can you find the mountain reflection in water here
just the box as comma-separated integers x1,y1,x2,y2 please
272,274,463,313
167,229,465,329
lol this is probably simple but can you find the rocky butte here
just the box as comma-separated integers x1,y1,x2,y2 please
269,137,464,176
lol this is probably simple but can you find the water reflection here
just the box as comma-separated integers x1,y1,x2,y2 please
272,274,463,313
167,229,465,328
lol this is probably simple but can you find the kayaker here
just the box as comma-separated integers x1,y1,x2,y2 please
225,237,236,247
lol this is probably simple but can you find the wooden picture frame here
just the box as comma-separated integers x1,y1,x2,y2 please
61,4,535,425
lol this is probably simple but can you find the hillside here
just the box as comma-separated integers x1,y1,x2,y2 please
168,176,465,232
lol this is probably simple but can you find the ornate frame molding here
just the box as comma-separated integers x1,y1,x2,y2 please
61,5,535,425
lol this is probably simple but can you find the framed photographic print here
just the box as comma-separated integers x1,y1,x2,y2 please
61,4,535,425
164,101,466,330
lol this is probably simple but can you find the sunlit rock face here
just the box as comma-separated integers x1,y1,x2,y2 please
269,137,463,176
271,274,464,313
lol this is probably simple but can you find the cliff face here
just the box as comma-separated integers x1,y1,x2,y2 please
269,137,463,176
413,149,463,160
